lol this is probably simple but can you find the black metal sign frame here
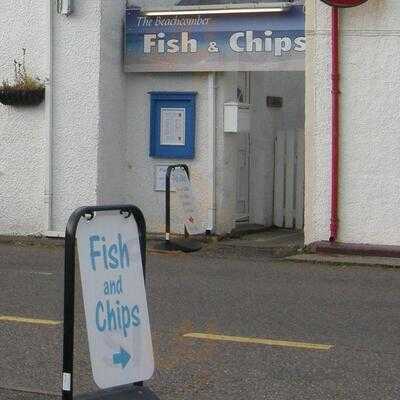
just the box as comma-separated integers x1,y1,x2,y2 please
165,164,190,245
62,205,147,400
154,165,203,253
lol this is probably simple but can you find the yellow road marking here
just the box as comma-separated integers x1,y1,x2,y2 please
0,316,61,326
183,333,333,351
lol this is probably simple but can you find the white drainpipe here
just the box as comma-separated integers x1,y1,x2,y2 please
207,72,217,234
44,0,54,235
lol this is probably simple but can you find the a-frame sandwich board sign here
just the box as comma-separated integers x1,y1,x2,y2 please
62,205,158,399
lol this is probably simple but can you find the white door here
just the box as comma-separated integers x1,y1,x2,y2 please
273,129,304,229
236,132,250,222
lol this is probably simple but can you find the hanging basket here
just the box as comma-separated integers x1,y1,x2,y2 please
0,88,45,106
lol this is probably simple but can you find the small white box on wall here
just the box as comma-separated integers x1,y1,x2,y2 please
224,102,250,134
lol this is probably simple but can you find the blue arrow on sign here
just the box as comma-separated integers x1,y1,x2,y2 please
113,347,131,369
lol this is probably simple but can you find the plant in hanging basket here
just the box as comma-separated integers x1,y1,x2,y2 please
0,49,45,106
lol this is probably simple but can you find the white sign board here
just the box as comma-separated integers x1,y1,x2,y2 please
154,165,176,192
76,213,154,389
173,168,203,235
160,108,186,146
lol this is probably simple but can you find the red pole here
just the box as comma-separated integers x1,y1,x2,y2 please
330,6,340,242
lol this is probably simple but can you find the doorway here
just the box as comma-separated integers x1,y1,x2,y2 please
243,71,305,231
273,129,304,229
236,132,250,223
235,72,251,223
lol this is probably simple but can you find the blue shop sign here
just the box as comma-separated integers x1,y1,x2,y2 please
125,6,305,72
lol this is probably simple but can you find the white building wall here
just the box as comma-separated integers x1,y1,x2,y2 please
0,0,111,234
51,0,102,231
98,0,126,205
305,0,400,245
0,0,306,237
111,0,214,234
124,73,210,234
0,1,48,234
0,0,235,236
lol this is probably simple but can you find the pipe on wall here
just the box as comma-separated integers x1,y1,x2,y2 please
44,0,54,234
207,72,217,234
330,6,340,242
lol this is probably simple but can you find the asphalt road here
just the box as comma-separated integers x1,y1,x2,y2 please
0,241,399,399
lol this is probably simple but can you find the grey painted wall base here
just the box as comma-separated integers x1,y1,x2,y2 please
309,241,400,259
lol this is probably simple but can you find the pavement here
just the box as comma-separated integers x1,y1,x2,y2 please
215,228,304,258
287,253,400,268
0,238,399,399
213,228,400,267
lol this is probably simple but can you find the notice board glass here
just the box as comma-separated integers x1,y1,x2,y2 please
149,92,197,159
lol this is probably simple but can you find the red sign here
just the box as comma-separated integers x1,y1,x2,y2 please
320,0,368,7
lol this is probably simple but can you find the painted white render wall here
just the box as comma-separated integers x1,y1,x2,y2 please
0,1,48,234
98,0,126,205
305,0,400,245
51,0,102,231
250,71,305,227
0,0,110,234
124,72,210,234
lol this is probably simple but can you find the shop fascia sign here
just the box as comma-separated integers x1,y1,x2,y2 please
125,5,305,72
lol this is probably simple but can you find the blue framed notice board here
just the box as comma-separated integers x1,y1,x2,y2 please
149,92,197,159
